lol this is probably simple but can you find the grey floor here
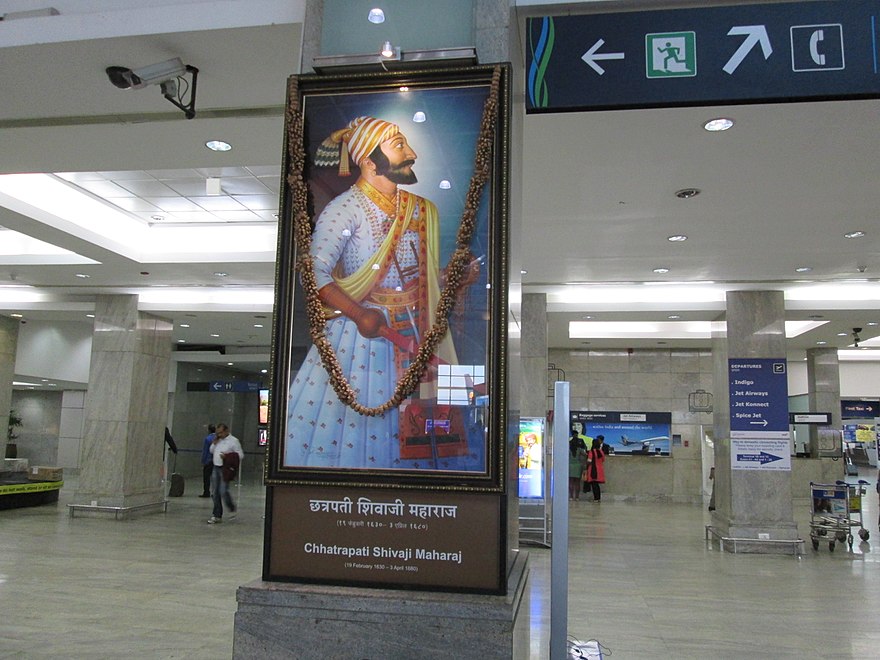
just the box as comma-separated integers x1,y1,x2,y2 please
1,472,878,659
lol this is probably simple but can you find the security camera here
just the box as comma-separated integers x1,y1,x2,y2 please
106,57,187,90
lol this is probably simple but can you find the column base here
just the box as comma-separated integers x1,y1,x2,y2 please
233,551,530,660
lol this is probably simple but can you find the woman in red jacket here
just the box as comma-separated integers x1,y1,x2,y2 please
585,435,610,502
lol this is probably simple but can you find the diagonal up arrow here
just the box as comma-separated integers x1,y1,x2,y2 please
723,25,772,74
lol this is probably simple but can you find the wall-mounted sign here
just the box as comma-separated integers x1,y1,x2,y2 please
571,411,671,456
789,412,832,425
728,358,790,439
518,417,545,498
731,438,791,471
526,0,880,113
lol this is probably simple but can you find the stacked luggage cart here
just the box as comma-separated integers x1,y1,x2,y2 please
809,480,871,551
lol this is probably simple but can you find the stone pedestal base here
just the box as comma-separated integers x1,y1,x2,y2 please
233,551,530,660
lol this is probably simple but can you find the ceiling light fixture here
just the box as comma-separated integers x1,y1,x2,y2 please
675,188,701,199
106,57,199,119
667,235,688,242
668,315,681,319
653,267,670,274
179,323,190,328
210,333,220,338
368,8,385,23
10,313,22,318
213,272,228,277
795,266,812,273
86,314,95,318
703,117,734,132
845,230,866,239
205,140,232,152
75,273,90,278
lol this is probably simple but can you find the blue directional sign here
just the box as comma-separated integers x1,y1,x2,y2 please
735,450,784,465
728,358,790,438
526,0,880,112
209,380,262,393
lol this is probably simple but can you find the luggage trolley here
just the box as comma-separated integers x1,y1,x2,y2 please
809,481,871,551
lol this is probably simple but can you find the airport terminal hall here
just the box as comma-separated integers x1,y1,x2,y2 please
3,1,880,658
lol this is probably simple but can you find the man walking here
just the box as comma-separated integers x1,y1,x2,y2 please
207,423,243,524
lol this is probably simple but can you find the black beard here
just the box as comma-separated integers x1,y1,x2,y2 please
384,167,418,185
376,157,417,185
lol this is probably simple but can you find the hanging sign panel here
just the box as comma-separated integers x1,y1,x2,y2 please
729,358,790,439
526,0,880,113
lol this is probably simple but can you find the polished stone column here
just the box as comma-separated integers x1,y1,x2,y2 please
0,315,20,452
73,295,173,512
711,290,798,550
521,293,547,418
806,347,842,456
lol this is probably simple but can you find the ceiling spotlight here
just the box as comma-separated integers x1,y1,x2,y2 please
368,8,385,23
844,230,866,239
667,235,688,242
653,267,670,274
106,57,199,119
675,188,701,199
703,117,734,132
205,140,232,152
795,266,812,273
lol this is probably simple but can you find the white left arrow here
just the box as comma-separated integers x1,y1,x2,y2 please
581,38,625,75
723,25,772,74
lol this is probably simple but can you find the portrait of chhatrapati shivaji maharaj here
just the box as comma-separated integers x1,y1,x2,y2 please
275,67,507,480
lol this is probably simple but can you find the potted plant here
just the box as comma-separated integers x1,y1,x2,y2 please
6,409,23,459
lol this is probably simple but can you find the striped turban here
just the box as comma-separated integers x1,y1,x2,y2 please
314,116,400,177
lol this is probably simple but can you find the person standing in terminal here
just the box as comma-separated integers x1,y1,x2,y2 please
199,424,216,498
569,432,588,501
585,434,610,502
207,423,243,524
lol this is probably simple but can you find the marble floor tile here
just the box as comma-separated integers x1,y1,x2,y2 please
1,472,878,658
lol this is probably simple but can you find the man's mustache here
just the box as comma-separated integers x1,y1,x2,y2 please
394,159,416,169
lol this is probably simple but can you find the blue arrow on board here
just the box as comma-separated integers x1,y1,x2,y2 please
736,451,783,465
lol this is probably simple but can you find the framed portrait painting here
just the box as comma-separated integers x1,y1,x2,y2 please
266,64,510,490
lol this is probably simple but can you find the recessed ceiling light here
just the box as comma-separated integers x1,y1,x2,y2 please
795,266,812,273
75,273,90,278
210,333,220,338
368,7,385,23
177,339,186,343
227,362,234,366
214,272,228,277
205,140,232,152
816,340,828,345
521,269,528,275
582,315,593,320
261,369,268,374
653,267,670,274
86,314,95,318
703,117,734,132
438,180,451,189
867,322,879,326
674,188,700,199
179,323,190,328
667,235,688,242
10,313,22,318
844,230,866,239
837,332,848,336
254,324,264,328
668,314,681,319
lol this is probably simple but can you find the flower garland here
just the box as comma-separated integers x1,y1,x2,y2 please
286,65,501,417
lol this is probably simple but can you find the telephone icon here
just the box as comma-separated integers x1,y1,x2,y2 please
809,29,826,66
